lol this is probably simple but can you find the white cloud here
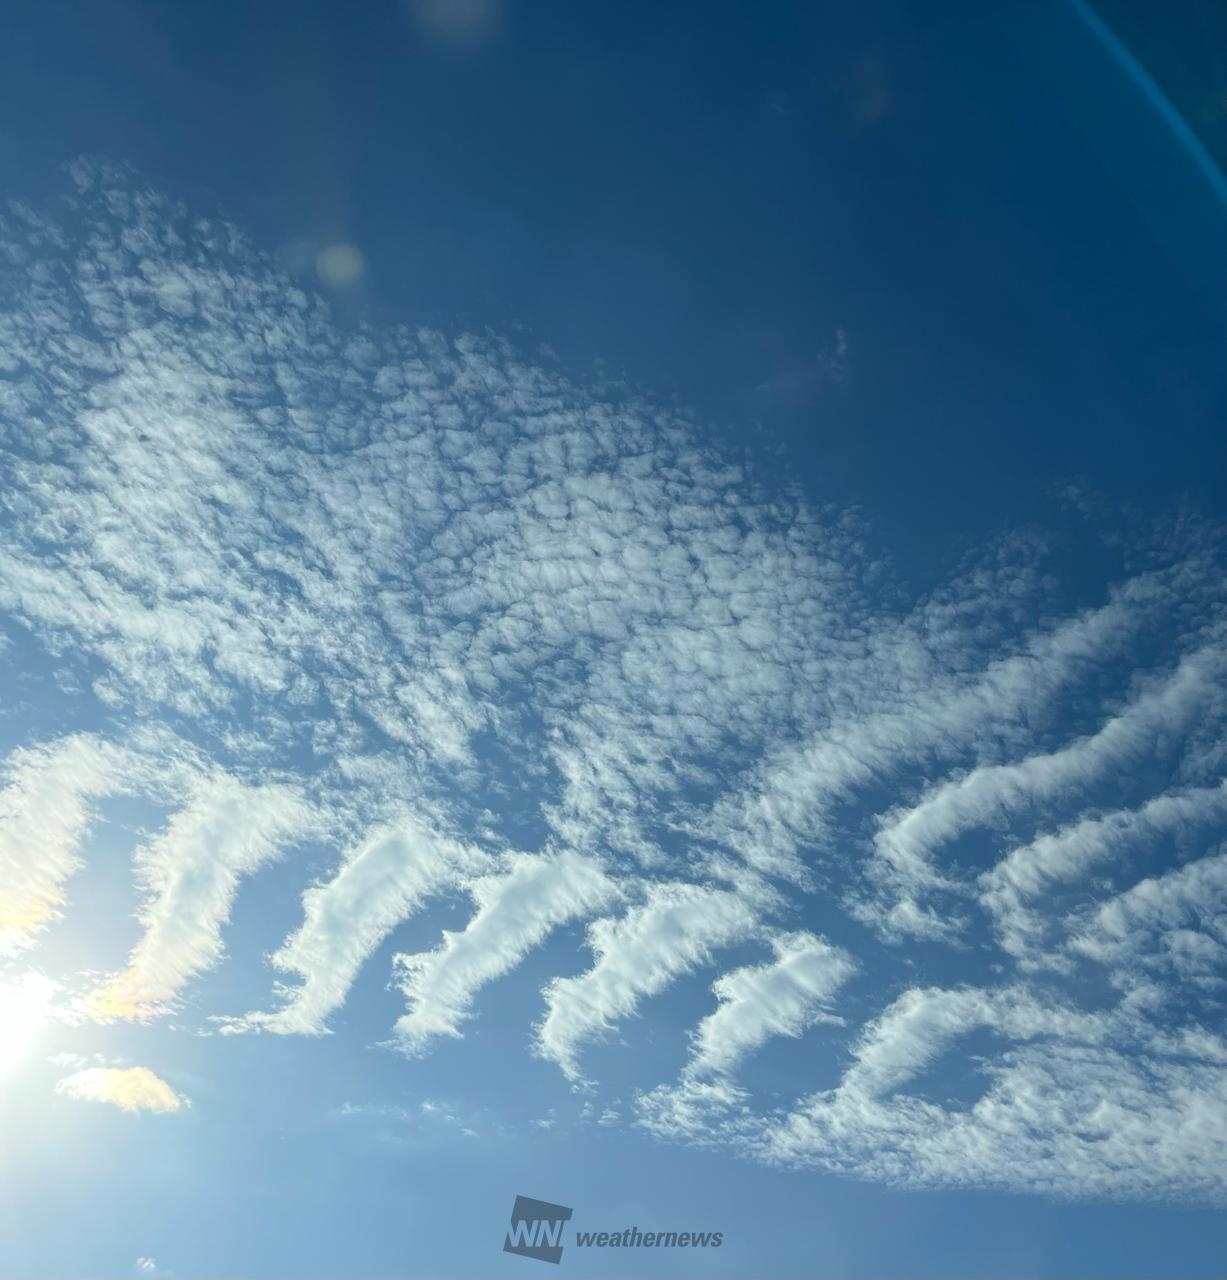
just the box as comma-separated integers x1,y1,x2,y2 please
46,1051,90,1069
754,1038,1227,1201
1,166,1226,1207
643,985,1227,1202
392,850,619,1053
686,932,855,1078
701,571,1183,891
230,816,488,1035
1069,844,1227,979
55,1065,185,1113
830,986,1104,1101
980,780,1227,964
537,882,762,1080
411,0,503,44
865,640,1225,937
0,735,126,954
88,775,314,1020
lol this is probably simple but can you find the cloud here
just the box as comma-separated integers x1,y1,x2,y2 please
0,735,127,954
642,985,1227,1202
699,567,1187,891
1,165,1226,1205
314,244,365,289
754,330,849,406
134,1256,172,1278
979,780,1227,965
1069,843,1227,979
88,776,314,1020
537,882,763,1081
410,0,502,44
55,1066,185,1113
743,984,1227,1201
827,986,1104,1101
754,1040,1227,1201
392,850,620,1053
47,1051,90,1069
337,1095,497,1142
229,815,488,1035
865,640,1226,938
685,932,856,1079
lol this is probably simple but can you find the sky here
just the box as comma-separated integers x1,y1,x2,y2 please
0,2,1225,1278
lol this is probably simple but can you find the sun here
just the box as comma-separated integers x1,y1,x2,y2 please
0,973,54,1073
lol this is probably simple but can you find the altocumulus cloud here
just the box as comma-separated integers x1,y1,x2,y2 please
1,163,1226,1202
55,1066,185,1114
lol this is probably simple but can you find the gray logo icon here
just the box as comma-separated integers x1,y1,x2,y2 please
503,1195,573,1265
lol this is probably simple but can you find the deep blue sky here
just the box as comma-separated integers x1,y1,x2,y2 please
3,0,1222,564
0,3,1225,1278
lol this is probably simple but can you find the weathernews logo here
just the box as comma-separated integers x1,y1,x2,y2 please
503,1196,573,1265
502,1194,724,1265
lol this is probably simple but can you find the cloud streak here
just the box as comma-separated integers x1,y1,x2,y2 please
686,932,855,1079
0,736,128,955
89,776,314,1020
980,780,1227,965
537,882,763,1081
231,816,487,1035
392,850,620,1053
867,641,1225,937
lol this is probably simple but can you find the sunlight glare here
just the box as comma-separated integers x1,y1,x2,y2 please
0,973,54,1073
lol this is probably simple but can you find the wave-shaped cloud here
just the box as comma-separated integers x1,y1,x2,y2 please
1,164,1226,1202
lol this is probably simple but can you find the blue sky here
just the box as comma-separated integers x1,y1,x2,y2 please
0,2,1225,1277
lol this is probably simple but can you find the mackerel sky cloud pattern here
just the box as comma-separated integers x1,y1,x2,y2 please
2,165,1226,1205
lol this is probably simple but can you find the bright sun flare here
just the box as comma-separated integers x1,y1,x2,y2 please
0,973,54,1073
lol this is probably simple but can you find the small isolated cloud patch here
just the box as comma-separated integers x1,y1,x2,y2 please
56,1066,185,1114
